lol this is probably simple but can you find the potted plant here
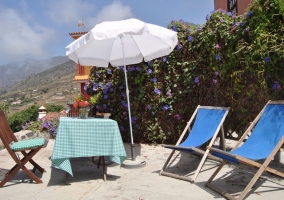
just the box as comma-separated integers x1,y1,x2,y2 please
73,93,100,119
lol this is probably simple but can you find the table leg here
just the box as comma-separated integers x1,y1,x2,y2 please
101,156,106,181
66,172,69,184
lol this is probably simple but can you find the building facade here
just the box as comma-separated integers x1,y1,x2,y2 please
214,0,253,15
69,31,92,93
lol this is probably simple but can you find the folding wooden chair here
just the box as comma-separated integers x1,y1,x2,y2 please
206,100,284,200
160,106,230,182
0,110,48,187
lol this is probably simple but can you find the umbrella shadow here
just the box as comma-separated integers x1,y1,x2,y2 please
0,167,43,188
195,161,284,199
47,157,120,186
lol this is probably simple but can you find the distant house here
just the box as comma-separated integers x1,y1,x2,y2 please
11,100,21,105
69,31,91,94
214,0,253,15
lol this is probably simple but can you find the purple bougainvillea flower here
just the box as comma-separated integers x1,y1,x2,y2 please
206,15,210,21
95,71,100,77
216,54,221,60
147,69,153,74
172,25,177,31
121,92,125,97
131,116,137,123
179,19,184,22
103,104,107,109
175,114,181,120
187,29,191,33
220,18,224,22
104,94,108,99
119,86,123,90
273,82,281,90
227,12,232,17
107,69,111,74
163,105,169,111
167,91,172,98
240,22,246,27
136,66,142,71
162,57,167,62
216,44,220,48
212,79,217,84
129,66,135,71
177,44,182,50
247,11,252,17
147,61,151,66
83,85,87,91
197,27,201,32
121,101,128,108
232,15,236,19
147,105,151,110
92,82,99,91
151,78,157,83
264,56,270,63
154,88,161,95
234,22,239,26
109,88,114,92
188,36,193,42
103,88,108,94
215,71,219,76
119,66,125,71
194,77,199,83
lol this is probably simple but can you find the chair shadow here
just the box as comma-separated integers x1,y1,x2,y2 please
0,167,44,188
154,150,219,177
47,157,120,186
195,160,284,198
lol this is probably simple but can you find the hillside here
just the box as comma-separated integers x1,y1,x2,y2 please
0,56,69,89
0,60,80,113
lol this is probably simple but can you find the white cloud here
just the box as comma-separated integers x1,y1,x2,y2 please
47,0,96,25
0,7,56,64
86,1,134,29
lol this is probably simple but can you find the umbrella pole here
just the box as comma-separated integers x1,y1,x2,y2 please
121,37,135,161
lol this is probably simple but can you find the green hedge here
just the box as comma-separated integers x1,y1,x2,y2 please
86,0,284,144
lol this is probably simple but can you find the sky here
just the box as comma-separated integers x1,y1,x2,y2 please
0,0,214,66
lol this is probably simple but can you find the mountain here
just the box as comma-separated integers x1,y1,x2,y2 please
0,59,78,114
0,56,69,89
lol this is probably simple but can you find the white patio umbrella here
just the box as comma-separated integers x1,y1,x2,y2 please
66,18,178,162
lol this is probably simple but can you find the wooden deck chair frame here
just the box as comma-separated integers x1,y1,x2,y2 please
0,110,48,187
206,100,284,200
160,106,230,183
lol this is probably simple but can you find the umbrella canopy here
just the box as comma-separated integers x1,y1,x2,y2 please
66,18,178,161
66,18,178,67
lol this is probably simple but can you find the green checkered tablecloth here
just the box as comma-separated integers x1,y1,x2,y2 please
51,117,127,176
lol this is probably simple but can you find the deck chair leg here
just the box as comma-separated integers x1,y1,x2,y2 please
238,143,281,200
159,149,176,175
205,161,226,185
191,149,210,183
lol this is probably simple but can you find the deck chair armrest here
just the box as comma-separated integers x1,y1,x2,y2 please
207,146,236,158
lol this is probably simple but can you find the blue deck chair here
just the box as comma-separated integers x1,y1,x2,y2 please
206,100,284,200
160,106,230,183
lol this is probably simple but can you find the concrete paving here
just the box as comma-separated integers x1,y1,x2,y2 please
1,139,284,200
